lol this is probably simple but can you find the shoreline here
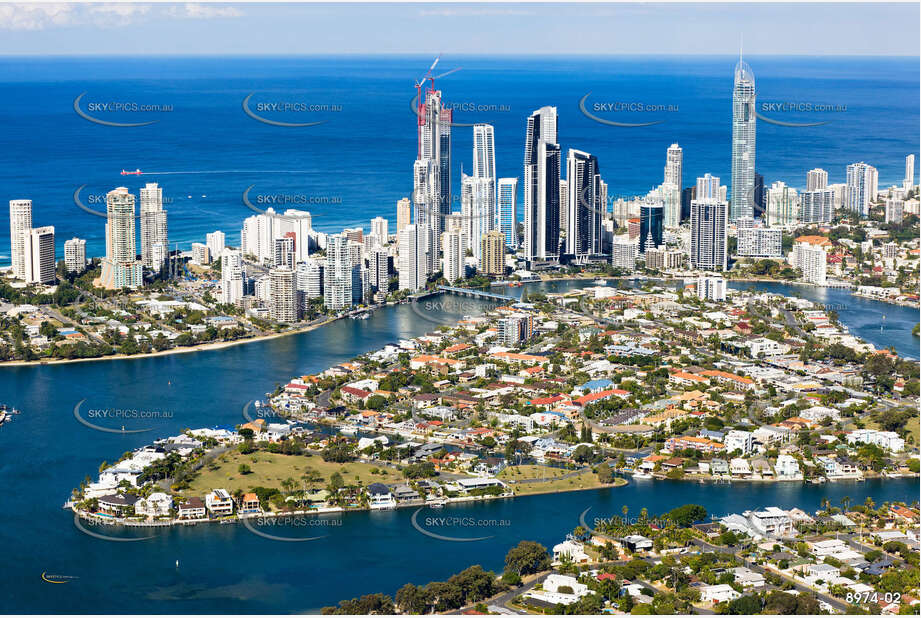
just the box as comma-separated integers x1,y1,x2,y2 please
5,275,916,369
71,477,629,528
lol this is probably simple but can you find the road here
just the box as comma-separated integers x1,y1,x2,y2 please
690,538,850,613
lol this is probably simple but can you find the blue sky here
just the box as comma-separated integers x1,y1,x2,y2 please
0,3,917,56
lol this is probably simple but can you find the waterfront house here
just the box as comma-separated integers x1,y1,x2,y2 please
205,489,234,516
747,507,795,537
622,535,653,552
729,457,752,477
177,497,206,519
239,493,261,514
97,493,139,517
552,539,590,564
367,483,396,509
135,492,173,517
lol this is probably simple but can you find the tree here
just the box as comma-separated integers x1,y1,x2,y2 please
726,595,761,615
504,540,550,576
237,463,252,475
395,583,428,614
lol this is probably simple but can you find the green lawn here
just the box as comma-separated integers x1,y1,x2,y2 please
179,450,404,497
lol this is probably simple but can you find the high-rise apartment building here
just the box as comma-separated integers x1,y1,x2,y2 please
565,149,604,260
24,226,55,284
269,267,298,323
690,194,728,271
140,182,168,271
64,237,86,273
845,162,878,217
806,168,828,191
100,187,143,289
9,199,32,280
480,229,505,276
497,178,518,249
523,106,561,264
731,55,757,220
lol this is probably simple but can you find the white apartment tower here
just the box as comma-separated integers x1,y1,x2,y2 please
24,226,55,285
324,233,353,311
269,267,299,323
845,162,878,217
730,55,757,220
441,228,466,284
9,199,32,280
398,224,427,292
64,237,86,273
690,190,728,272
806,168,828,191
100,187,142,289
140,182,168,271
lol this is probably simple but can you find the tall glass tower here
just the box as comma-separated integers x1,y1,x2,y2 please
731,55,756,221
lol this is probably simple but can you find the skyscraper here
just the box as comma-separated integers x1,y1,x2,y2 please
481,229,505,276
565,149,603,260
206,231,225,258
324,233,353,310
523,106,561,265
398,224,427,292
697,173,721,200
396,198,411,234
664,143,683,187
9,199,32,280
806,168,828,191
731,54,756,221
220,249,244,306
269,266,298,323
100,187,142,289
64,237,86,274
415,88,451,244
800,189,835,224
461,173,493,265
766,181,798,227
371,217,388,245
690,191,728,271
845,162,878,217
497,178,519,249
904,155,915,191
274,236,295,269
639,202,663,254
140,182,168,271
369,248,390,295
472,124,496,183
441,228,466,283
24,226,55,285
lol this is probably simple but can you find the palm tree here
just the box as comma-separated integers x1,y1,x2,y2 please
841,496,851,513
864,496,875,511
622,504,629,523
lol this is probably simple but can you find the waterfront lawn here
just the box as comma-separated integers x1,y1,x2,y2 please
180,450,404,497
497,465,571,481
503,467,626,495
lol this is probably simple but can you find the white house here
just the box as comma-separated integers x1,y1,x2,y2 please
553,539,590,564
525,574,589,606
725,430,754,455
774,454,801,478
700,584,742,604
733,567,766,588
205,489,234,516
135,492,173,517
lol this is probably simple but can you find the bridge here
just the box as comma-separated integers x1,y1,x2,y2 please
436,285,516,302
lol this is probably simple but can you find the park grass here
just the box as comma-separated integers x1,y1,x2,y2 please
504,468,626,496
497,464,572,481
179,450,403,496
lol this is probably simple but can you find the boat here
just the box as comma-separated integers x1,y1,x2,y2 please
350,312,370,320
120,168,142,175
426,497,447,508
339,427,359,436
594,279,608,285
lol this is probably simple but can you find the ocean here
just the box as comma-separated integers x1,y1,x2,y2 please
0,55,918,260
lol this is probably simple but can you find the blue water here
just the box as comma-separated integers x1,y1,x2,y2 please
0,279,917,613
0,56,918,612
0,55,917,260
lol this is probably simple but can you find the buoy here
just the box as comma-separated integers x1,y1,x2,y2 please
175,559,179,568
